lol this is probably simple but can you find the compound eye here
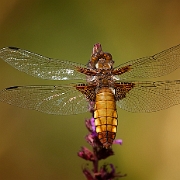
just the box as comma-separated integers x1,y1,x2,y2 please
104,53,112,60
91,54,98,62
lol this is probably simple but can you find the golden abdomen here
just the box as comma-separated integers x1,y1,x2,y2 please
94,87,118,148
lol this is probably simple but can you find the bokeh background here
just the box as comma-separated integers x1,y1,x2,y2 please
0,0,180,179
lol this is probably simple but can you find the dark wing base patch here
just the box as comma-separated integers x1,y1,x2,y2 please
76,84,96,102
115,82,135,100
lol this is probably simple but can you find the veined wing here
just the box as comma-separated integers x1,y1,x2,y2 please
114,44,180,79
116,80,180,112
0,84,89,115
0,47,87,80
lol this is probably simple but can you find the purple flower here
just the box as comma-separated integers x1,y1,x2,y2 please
113,139,123,145
78,147,95,161
82,164,126,180
85,117,96,133
78,117,125,179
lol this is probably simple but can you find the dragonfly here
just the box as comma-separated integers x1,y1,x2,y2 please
0,43,180,148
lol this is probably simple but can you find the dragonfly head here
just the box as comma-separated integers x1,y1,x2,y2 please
88,43,114,70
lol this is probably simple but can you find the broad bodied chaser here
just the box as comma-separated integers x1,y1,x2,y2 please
0,43,180,148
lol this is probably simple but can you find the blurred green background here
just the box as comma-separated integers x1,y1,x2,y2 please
0,0,180,179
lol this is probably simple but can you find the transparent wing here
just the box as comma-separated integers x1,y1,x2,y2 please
117,80,180,112
114,44,180,79
0,47,87,80
0,85,89,115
